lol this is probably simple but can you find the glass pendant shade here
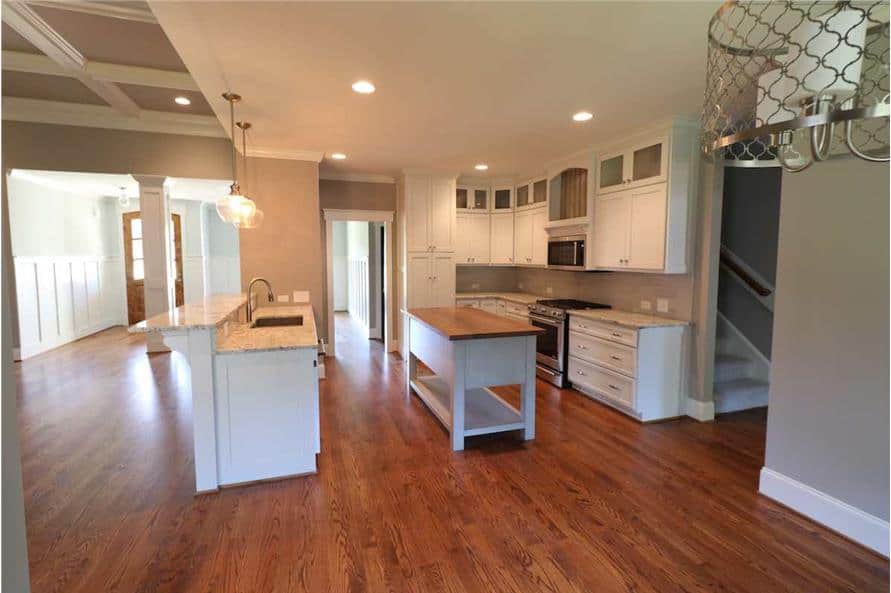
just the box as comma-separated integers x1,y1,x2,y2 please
216,186,250,224
237,206,265,229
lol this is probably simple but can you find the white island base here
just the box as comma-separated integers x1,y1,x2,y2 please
406,309,538,451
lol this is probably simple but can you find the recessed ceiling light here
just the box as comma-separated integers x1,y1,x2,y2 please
474,163,489,171
351,80,375,94
572,111,593,122
174,96,191,106
331,153,347,160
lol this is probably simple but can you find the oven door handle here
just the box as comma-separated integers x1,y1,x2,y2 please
529,313,563,327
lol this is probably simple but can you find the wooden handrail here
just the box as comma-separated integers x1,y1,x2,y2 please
720,246,772,297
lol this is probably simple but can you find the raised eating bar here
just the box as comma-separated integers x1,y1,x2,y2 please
405,306,543,451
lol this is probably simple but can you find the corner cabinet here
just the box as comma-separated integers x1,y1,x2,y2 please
405,175,456,253
590,123,697,274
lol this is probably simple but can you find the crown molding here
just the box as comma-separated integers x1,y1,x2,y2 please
246,147,324,162
319,172,396,184
26,1,157,24
2,97,225,138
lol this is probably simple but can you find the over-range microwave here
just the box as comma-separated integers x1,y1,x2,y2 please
547,234,585,269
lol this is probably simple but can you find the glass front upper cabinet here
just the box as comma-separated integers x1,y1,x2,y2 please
456,187,469,209
473,188,489,210
596,136,668,194
516,184,530,208
457,186,490,210
493,187,512,210
533,179,547,204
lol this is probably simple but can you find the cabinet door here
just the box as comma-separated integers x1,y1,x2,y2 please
490,211,514,264
597,151,626,194
516,183,530,208
480,299,496,314
455,187,469,210
591,192,630,268
531,208,549,266
473,188,489,210
429,178,455,252
627,184,667,270
406,177,430,251
629,137,668,187
407,253,431,307
455,213,473,264
514,209,533,264
430,254,455,307
493,187,513,211
472,214,491,264
533,179,547,204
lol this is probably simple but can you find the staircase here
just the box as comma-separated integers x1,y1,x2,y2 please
713,315,770,414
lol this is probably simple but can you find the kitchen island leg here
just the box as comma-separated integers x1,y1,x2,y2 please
522,335,536,441
450,342,466,451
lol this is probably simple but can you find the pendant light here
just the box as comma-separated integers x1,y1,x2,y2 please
234,120,264,229
215,92,257,224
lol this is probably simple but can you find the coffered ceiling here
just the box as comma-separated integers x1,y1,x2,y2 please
1,1,222,136
149,1,719,179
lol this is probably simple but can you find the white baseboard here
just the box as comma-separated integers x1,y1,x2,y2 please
19,320,118,360
685,397,715,421
388,339,399,353
759,467,889,557
12,347,21,361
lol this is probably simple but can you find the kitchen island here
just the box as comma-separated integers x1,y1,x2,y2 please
405,307,543,451
131,295,320,492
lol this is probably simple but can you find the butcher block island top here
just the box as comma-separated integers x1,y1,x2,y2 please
406,307,543,340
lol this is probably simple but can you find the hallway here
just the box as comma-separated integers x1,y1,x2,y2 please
14,328,888,593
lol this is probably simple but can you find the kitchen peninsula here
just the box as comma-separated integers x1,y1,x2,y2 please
406,307,542,451
131,294,320,492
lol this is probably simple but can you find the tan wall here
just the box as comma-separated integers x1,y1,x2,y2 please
239,157,325,334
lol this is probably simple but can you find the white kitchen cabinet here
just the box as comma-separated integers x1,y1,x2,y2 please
408,253,455,308
480,299,497,314
592,184,667,271
456,212,490,265
490,211,515,265
405,174,455,253
492,186,513,211
596,136,668,195
456,186,490,212
567,314,685,422
514,205,548,266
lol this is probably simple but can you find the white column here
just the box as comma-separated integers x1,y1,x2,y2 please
134,175,172,353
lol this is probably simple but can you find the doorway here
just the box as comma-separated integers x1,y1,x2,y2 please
122,211,184,324
323,209,395,357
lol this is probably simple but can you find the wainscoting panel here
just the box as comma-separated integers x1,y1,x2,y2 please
348,256,369,329
14,256,125,360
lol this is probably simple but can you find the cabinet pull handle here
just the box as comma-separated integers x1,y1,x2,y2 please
576,370,585,376
608,383,619,390
577,344,587,350
610,355,621,361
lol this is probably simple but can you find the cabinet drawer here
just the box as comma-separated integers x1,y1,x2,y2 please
504,301,528,318
569,317,638,347
568,356,635,408
456,299,480,308
494,300,507,316
569,331,636,377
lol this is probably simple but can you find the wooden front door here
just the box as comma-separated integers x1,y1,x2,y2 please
123,212,184,325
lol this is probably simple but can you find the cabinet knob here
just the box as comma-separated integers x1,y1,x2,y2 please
576,370,585,376
577,344,587,350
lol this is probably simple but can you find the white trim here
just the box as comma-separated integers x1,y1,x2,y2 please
2,97,225,137
685,397,715,421
323,208,394,223
2,2,140,115
12,347,21,361
319,172,396,184
246,147,324,162
759,467,889,557
389,339,399,354
2,51,199,91
26,1,157,23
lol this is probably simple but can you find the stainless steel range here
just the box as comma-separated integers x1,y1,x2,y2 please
528,299,610,387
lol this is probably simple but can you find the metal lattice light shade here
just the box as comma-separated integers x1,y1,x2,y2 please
701,1,889,171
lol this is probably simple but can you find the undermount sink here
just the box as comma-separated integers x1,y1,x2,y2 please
251,315,304,328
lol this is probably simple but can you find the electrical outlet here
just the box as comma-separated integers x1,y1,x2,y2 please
518,282,525,290
471,283,480,290
277,295,290,302
656,298,669,313
546,286,553,295
640,300,652,311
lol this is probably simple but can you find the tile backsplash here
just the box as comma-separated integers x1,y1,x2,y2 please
456,266,694,321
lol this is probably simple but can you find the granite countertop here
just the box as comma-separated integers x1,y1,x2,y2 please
130,294,246,333
455,291,543,305
215,304,318,354
568,308,688,329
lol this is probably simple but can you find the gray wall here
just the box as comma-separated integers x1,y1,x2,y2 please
717,167,781,358
764,157,889,520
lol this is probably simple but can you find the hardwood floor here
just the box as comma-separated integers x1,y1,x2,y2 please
15,323,889,593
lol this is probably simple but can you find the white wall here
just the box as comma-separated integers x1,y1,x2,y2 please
203,202,241,295
332,221,348,311
346,221,371,327
761,157,889,555
8,173,125,358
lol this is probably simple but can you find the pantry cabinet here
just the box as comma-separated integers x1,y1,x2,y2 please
592,184,667,271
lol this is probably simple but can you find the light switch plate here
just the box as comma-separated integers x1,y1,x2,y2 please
640,300,652,311
471,283,480,290
518,282,525,289
546,286,553,295
656,298,669,313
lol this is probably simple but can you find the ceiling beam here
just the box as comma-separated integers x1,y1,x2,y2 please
2,97,225,138
24,1,157,24
1,2,140,115
2,50,200,91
